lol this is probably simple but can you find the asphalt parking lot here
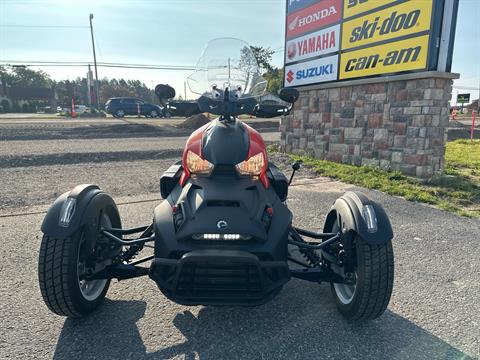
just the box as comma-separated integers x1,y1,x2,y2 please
0,117,479,359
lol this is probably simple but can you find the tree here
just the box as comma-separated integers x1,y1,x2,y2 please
264,68,284,94
0,66,13,85
0,65,157,107
0,65,52,88
250,46,275,73
9,66,52,87
249,46,283,95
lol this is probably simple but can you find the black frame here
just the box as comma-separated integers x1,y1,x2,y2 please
86,223,353,285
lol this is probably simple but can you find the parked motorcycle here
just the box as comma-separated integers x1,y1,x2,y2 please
38,38,394,320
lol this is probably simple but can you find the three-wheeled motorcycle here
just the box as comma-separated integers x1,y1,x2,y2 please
38,38,394,320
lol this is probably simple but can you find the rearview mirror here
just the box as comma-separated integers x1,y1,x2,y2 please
278,87,299,104
155,84,176,100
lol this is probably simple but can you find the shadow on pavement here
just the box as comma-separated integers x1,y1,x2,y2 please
53,282,474,360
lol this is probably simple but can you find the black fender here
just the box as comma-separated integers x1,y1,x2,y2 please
323,191,393,245
41,184,121,243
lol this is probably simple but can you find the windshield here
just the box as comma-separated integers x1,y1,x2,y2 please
187,38,267,99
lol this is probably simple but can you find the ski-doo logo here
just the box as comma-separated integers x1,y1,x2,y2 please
286,0,341,39
286,70,295,83
342,1,433,50
350,10,420,43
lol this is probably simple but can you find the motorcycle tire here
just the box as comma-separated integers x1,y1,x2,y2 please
330,235,394,320
38,212,115,317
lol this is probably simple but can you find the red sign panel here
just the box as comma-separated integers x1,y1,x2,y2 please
286,0,341,39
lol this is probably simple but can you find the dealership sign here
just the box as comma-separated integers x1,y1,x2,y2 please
285,55,338,86
339,35,429,79
286,0,342,38
284,0,459,87
286,24,340,63
341,1,433,50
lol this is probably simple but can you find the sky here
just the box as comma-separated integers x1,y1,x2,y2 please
0,0,479,102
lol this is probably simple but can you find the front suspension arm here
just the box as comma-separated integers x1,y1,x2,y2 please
86,263,149,281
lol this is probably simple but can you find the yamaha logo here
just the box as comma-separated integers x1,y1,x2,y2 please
217,220,228,229
287,42,297,60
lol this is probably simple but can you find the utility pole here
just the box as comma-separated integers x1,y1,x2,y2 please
478,78,480,115
184,81,187,100
151,81,155,103
89,14,100,109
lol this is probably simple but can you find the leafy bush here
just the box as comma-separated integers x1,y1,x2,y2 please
0,100,10,113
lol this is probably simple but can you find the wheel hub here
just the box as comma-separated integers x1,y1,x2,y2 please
76,214,111,301
333,273,357,305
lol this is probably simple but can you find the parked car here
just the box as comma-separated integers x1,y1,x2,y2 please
74,105,87,114
105,97,166,118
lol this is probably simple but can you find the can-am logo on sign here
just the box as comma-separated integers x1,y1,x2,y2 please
286,0,341,39
285,24,340,64
285,55,338,87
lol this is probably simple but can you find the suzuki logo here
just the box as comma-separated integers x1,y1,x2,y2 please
286,70,294,83
217,220,228,229
296,64,333,79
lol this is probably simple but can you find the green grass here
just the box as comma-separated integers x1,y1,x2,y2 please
271,140,480,218
445,139,480,176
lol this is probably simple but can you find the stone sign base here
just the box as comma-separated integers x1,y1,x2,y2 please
280,71,459,178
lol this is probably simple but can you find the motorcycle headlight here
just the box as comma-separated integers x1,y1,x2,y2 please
235,152,265,176
186,150,213,174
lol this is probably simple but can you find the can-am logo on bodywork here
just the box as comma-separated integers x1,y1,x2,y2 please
217,220,228,229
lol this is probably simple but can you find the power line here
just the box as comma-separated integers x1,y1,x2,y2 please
0,60,196,70
452,85,479,90
0,24,89,29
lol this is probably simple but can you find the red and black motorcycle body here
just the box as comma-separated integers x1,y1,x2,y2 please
150,118,293,306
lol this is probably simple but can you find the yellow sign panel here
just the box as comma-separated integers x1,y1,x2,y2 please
339,34,429,79
343,0,398,18
342,0,433,50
